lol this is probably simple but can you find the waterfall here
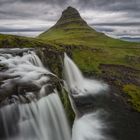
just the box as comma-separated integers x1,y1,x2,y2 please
0,49,54,101
64,53,108,97
0,49,110,140
0,49,71,140
0,92,71,140
64,53,110,140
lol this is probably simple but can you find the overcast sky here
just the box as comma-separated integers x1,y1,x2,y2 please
0,0,140,39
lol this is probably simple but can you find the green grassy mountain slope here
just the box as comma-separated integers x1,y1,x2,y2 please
0,33,57,48
38,6,140,48
39,6,140,112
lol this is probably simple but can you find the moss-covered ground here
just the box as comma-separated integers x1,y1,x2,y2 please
123,84,140,112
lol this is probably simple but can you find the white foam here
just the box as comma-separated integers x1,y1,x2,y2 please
64,53,108,97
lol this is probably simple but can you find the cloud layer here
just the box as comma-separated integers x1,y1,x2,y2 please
0,0,140,39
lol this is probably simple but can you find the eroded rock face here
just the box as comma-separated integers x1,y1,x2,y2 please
99,64,140,86
56,6,87,26
36,47,63,77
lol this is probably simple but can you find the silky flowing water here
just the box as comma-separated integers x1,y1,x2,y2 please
0,49,110,140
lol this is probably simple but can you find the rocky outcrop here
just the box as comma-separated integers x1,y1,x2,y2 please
99,64,140,86
55,6,88,27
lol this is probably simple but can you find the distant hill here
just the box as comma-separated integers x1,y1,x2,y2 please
120,37,140,42
0,34,48,48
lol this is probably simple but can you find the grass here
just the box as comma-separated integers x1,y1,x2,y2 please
39,21,140,49
123,84,140,112
72,47,140,74
60,88,75,125
0,33,61,49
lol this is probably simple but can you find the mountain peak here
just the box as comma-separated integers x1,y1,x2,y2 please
55,6,87,27
62,6,80,17
39,6,97,40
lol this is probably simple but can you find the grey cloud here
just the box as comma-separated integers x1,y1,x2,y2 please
92,22,140,27
0,0,67,7
78,0,140,12
0,10,33,20
0,0,16,5
95,27,114,33
0,1,61,21
0,0,139,20
0,0,139,38
0,27,45,32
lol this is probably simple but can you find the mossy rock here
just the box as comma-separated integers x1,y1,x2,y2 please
59,88,75,126
123,84,140,112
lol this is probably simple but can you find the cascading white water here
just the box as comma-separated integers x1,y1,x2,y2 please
64,53,110,140
64,53,108,97
0,49,71,140
0,49,110,140
0,92,71,140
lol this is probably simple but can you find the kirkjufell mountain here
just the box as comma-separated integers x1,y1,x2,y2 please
39,6,93,35
39,6,113,45
52,6,89,27
38,6,140,48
